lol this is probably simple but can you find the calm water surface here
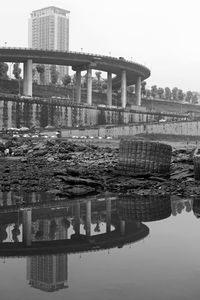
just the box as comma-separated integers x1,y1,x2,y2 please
0,192,199,300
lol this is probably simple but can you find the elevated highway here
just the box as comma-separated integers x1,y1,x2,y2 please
0,47,151,107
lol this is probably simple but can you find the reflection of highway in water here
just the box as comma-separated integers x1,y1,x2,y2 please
0,191,198,293
0,192,150,292
0,192,149,252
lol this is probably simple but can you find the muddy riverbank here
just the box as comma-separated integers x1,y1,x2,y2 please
0,134,199,199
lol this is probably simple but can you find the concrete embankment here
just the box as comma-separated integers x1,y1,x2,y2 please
42,121,200,139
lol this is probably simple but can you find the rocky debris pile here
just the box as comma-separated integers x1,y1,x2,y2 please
0,139,119,196
0,139,199,198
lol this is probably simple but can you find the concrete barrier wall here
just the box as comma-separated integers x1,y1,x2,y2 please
60,121,200,138
103,121,200,138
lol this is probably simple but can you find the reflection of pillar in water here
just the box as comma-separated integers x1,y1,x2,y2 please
86,200,91,236
31,193,36,203
136,221,141,228
3,191,8,206
22,209,32,246
74,202,80,235
0,190,2,205
106,198,111,233
6,191,12,205
120,220,126,236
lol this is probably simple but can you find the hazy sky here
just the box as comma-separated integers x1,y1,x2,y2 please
0,0,200,91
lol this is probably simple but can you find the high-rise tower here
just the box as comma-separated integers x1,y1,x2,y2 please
28,6,70,84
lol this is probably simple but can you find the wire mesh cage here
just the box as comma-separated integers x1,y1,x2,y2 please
117,193,171,222
118,139,172,176
192,197,200,217
193,148,200,180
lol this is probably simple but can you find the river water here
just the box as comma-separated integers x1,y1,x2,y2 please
0,192,199,300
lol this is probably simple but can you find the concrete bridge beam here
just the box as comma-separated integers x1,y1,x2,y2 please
121,70,127,108
23,59,33,96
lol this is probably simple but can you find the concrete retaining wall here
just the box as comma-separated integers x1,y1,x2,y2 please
104,121,200,137
59,121,200,138
0,98,155,130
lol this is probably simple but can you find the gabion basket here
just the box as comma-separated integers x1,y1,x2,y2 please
193,148,200,180
118,139,172,176
192,197,200,217
117,194,171,222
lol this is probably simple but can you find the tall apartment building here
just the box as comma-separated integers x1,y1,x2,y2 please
28,6,70,84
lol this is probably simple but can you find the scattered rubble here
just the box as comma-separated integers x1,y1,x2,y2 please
0,137,200,199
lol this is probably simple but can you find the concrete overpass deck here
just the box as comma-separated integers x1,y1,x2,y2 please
0,47,150,87
0,47,151,107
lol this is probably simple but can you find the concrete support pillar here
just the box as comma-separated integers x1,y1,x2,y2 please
107,72,112,106
23,63,27,96
86,200,91,236
76,70,81,103
87,68,92,105
135,76,141,106
106,197,111,233
23,63,27,95
74,202,80,235
22,209,32,246
120,220,126,236
23,59,33,96
121,70,127,108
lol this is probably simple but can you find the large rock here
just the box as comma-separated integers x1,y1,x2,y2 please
32,149,48,157
0,142,5,153
58,185,96,197
57,175,103,188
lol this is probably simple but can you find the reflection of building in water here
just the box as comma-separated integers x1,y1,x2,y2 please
27,254,68,292
0,194,150,293
117,194,171,222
